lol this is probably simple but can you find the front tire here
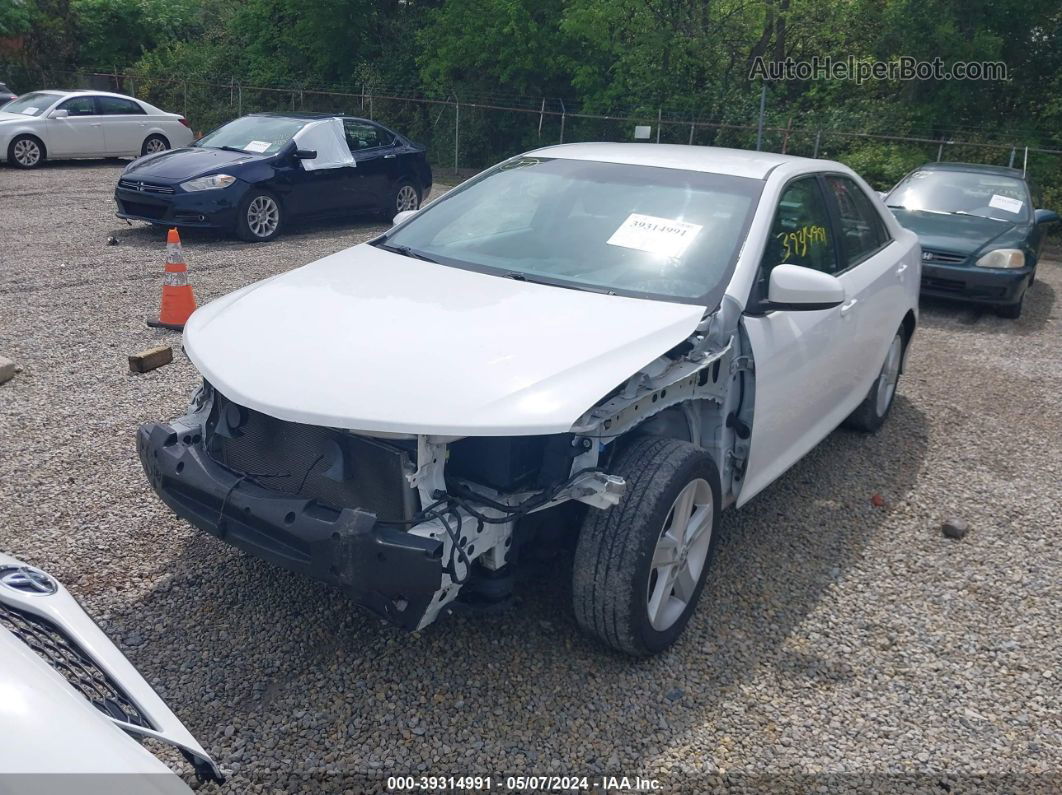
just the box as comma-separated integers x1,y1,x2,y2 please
141,134,170,156
235,189,283,242
996,293,1024,319
8,135,45,169
844,329,904,432
573,437,722,657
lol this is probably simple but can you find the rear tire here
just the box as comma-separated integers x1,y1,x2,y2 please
573,437,722,657
8,135,45,169
844,329,904,432
996,293,1024,319
235,189,283,242
141,134,170,156
380,179,420,221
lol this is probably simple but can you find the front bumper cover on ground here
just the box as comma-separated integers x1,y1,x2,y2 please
137,422,444,630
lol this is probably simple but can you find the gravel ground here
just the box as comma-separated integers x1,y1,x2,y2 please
1,161,1060,794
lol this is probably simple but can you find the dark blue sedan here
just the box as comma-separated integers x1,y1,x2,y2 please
115,113,432,242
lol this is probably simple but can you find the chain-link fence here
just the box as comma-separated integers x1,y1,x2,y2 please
3,64,1061,206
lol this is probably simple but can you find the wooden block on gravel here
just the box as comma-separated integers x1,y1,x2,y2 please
0,356,15,385
128,345,173,374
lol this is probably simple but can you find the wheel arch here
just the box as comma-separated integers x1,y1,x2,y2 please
8,131,47,160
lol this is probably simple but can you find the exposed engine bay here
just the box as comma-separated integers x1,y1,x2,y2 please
139,299,753,631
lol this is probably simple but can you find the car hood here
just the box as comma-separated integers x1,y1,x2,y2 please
184,244,708,435
125,146,266,180
0,111,36,124
0,552,221,785
890,208,1021,257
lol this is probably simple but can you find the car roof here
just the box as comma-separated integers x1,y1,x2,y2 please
917,161,1026,179
26,89,143,102
525,142,810,180
248,111,373,123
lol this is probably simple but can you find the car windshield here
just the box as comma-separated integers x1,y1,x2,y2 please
196,116,308,155
886,169,1031,222
381,156,762,304
3,91,61,116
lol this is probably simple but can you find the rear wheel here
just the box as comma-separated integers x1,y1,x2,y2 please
141,134,170,156
8,135,44,169
380,179,420,220
844,330,904,432
573,437,721,656
235,190,283,242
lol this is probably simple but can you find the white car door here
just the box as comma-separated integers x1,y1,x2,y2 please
822,173,909,394
738,175,857,505
46,95,105,156
97,95,149,155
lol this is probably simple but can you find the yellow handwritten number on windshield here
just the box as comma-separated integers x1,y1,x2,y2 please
777,225,827,261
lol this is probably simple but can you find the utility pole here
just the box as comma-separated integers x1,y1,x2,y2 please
755,85,766,151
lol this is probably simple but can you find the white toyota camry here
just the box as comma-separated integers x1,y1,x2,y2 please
0,89,194,168
0,552,221,791
139,144,920,656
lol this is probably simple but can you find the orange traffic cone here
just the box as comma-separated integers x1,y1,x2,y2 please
147,228,197,331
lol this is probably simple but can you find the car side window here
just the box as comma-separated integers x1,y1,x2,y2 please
343,120,390,151
825,175,890,267
98,96,144,115
57,96,97,117
761,177,837,277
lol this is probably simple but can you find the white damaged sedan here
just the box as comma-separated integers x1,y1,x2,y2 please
139,144,920,656
0,552,221,792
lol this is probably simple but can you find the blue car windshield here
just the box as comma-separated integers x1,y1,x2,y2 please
196,116,309,155
381,156,762,305
887,170,1031,222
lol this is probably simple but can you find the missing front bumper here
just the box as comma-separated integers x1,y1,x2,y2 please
137,422,444,630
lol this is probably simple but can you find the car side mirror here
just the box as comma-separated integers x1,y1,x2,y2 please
767,263,845,310
1034,208,1059,225
392,209,419,226
50,109,69,119
294,148,317,160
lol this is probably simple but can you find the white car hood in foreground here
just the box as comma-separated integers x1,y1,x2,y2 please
0,552,220,791
184,244,707,435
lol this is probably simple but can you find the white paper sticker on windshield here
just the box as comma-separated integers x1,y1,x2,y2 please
21,107,39,116
606,213,702,258
989,194,1023,214
244,140,271,153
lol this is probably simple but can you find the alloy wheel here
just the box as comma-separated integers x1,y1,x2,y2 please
247,196,280,238
875,334,903,416
145,138,168,154
396,185,419,213
13,139,41,167
646,478,714,631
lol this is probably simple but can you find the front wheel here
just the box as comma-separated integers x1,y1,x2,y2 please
8,135,44,168
573,437,722,657
235,189,283,242
996,293,1024,319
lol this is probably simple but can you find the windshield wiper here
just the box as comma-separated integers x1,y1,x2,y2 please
503,271,604,293
375,241,438,263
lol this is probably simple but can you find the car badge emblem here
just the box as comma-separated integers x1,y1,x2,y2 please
922,251,932,261
0,566,58,596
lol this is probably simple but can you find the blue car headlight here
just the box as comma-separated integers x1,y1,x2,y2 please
181,174,237,192
974,249,1025,269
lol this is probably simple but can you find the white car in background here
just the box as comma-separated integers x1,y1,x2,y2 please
140,144,920,657
0,551,221,791
0,90,194,169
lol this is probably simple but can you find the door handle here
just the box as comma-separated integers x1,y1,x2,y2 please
840,298,859,317
383,154,397,159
